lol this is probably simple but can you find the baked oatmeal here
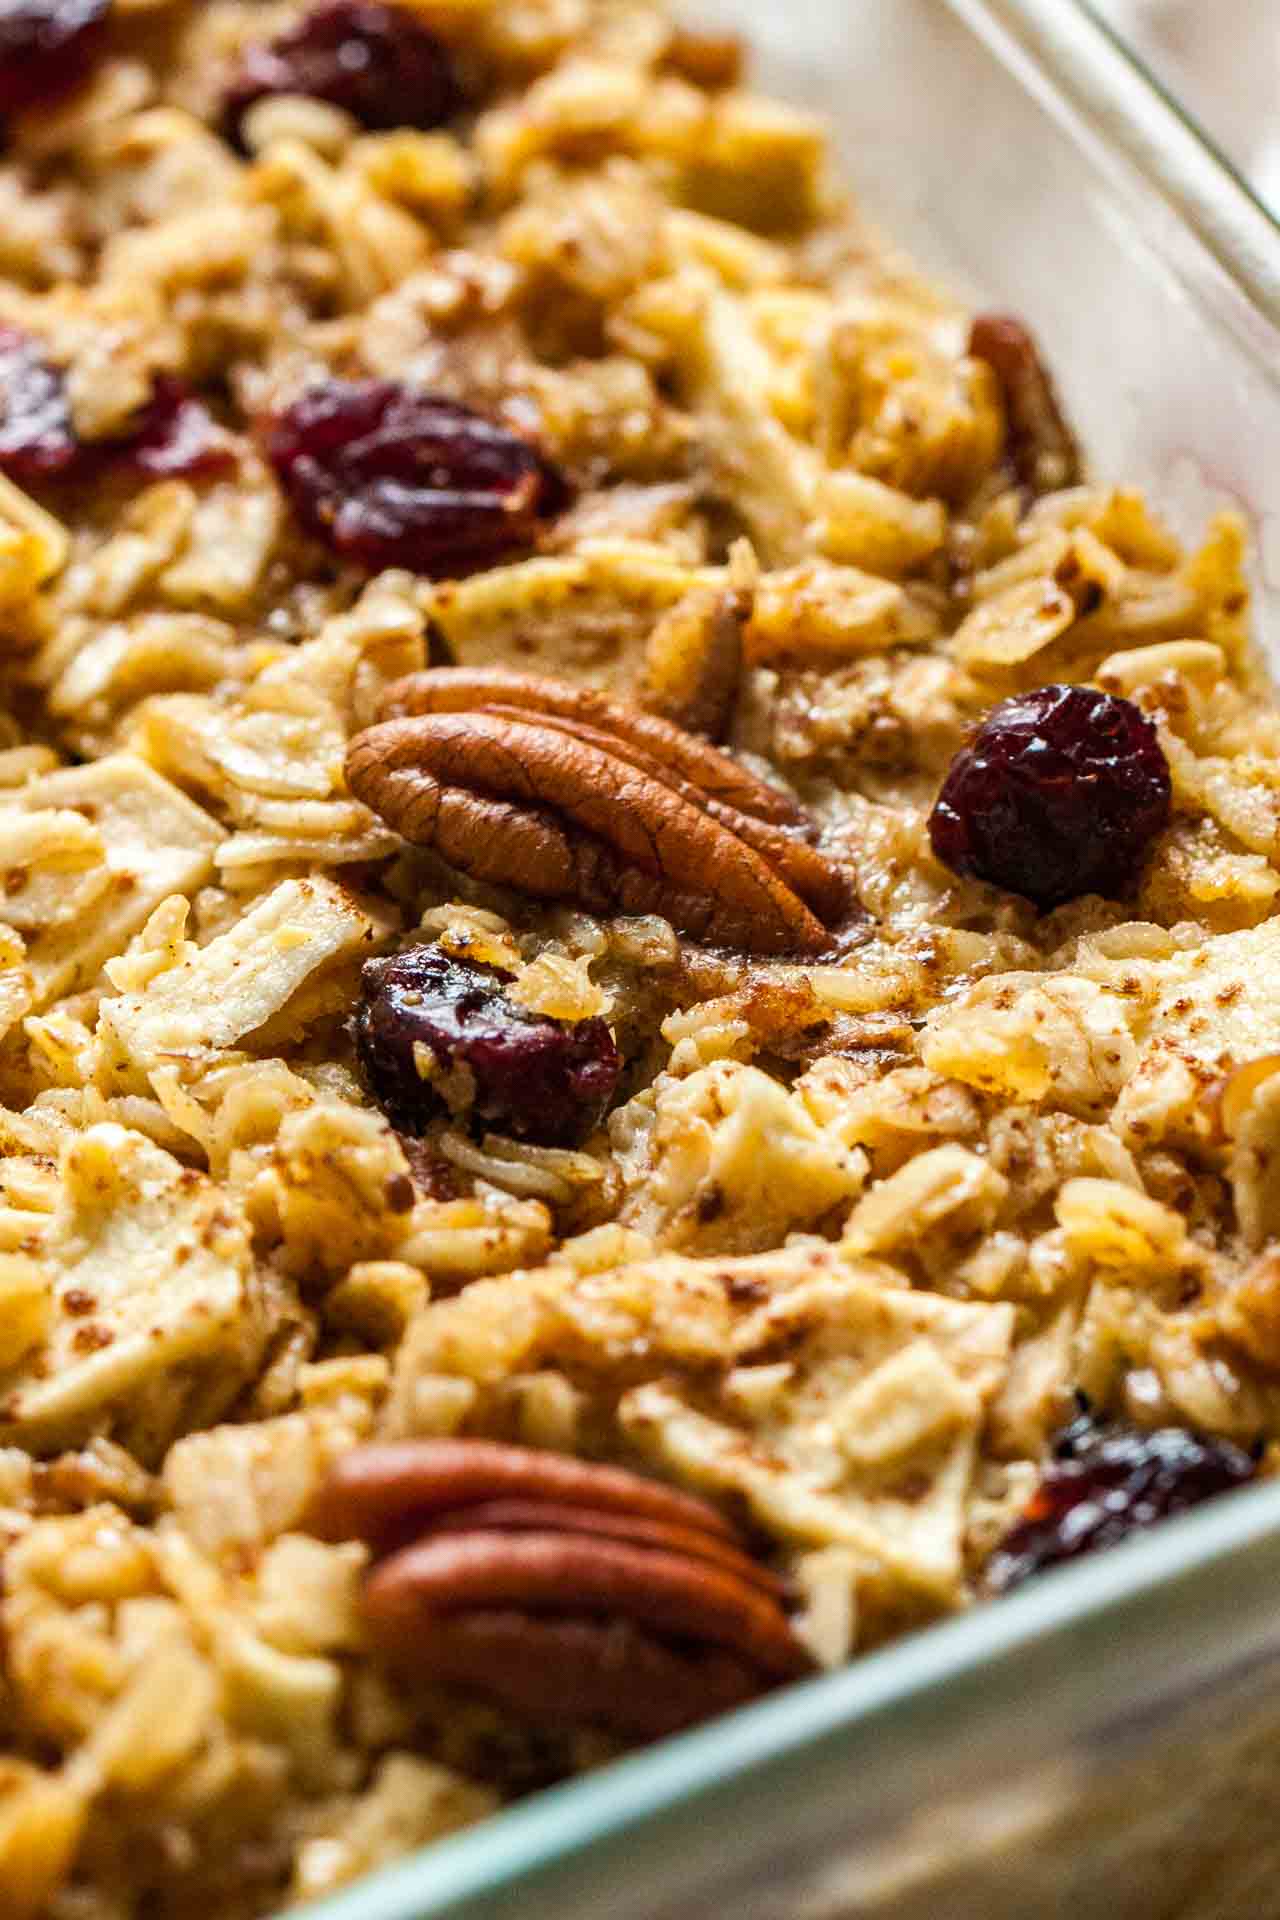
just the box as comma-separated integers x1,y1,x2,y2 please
0,0,1274,1913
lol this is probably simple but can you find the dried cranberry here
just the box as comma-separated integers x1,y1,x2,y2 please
355,945,620,1148
988,1410,1256,1594
0,329,232,486
0,0,109,119
929,684,1171,909
266,381,569,576
969,312,1080,497
223,0,458,147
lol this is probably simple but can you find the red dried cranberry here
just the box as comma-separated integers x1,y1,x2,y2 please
0,329,232,486
929,684,1171,910
969,312,1080,497
988,1410,1256,1594
223,0,458,147
0,0,109,119
266,381,569,576
355,945,620,1148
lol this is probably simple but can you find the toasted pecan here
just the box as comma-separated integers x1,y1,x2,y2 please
415,1498,791,1598
375,668,803,826
309,1437,740,1551
493,707,848,925
969,313,1080,497
310,1440,812,1740
347,669,851,954
383,1614,763,1740
365,1532,809,1678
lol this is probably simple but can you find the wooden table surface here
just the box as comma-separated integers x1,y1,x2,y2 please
1099,0,1280,208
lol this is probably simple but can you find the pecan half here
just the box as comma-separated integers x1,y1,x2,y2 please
310,1438,741,1552
383,1614,766,1739
376,668,801,824
346,669,852,954
309,1440,811,1740
968,313,1081,498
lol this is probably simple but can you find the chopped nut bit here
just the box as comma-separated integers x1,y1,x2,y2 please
969,312,1082,496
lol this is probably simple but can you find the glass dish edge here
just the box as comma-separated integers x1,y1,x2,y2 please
961,0,1280,334
299,1480,1280,1920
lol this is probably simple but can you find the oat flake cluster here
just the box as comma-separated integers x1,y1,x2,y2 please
0,0,1275,1914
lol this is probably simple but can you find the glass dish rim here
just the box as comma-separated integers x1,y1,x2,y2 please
1072,0,1280,237
960,0,1280,334
302,1479,1280,1920
295,6,1280,1913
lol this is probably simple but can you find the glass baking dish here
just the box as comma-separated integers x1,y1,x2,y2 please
299,4,1280,1915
